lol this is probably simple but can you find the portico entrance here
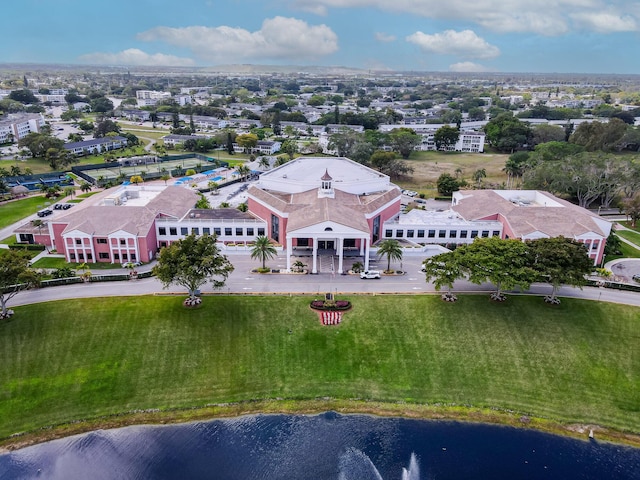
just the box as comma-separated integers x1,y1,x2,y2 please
318,240,335,250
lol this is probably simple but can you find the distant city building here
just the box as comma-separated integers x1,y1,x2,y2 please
0,113,46,143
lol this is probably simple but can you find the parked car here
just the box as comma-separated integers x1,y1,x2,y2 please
37,209,53,217
62,204,72,210
360,270,381,279
53,204,63,210
633,274,640,283
122,261,142,268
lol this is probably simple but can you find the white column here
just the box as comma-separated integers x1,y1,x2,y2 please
337,237,344,274
312,237,318,274
286,236,293,271
359,238,364,256
364,237,370,270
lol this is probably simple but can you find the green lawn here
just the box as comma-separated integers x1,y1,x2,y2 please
1,295,638,440
0,195,57,229
30,257,126,270
615,228,640,247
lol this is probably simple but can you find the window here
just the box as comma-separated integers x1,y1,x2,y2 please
70,253,76,260
372,215,381,243
180,227,188,235
158,227,166,235
97,238,107,244
120,239,126,245
214,227,221,236
271,214,280,242
428,230,435,238
236,228,243,236
592,240,599,250
407,230,414,238
203,227,210,235
450,230,457,238
344,239,356,248
438,230,446,238
225,227,232,236
396,230,403,238
417,230,425,238
297,238,309,247
247,228,254,236
75,239,82,245
169,227,177,236
493,231,500,237
78,253,84,260
87,253,92,260
160,241,167,248
130,254,136,261
385,229,393,238
481,231,489,238
460,230,468,238
258,228,265,236
114,253,120,260
192,227,199,235
471,230,478,238
99,253,109,259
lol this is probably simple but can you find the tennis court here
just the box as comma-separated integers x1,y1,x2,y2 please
82,157,214,182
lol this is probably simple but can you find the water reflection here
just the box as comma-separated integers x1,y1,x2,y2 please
1,412,639,479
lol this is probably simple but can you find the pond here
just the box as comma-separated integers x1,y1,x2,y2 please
1,412,639,479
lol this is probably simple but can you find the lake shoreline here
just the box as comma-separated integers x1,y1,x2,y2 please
2,399,640,453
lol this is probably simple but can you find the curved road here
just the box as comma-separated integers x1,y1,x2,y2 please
12,253,640,307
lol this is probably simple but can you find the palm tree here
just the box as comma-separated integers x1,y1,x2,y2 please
161,173,171,185
377,239,403,273
258,156,270,170
251,235,277,270
80,182,92,193
472,168,486,188
236,164,251,181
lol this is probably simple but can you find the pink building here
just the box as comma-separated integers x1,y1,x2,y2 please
247,157,402,273
49,186,198,264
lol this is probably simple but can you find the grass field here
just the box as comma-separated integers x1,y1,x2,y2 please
1,295,638,442
29,257,128,270
395,151,510,196
615,228,640,246
0,195,57,229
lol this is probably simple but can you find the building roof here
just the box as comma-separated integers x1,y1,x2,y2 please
452,190,611,238
64,136,127,150
249,185,400,233
53,186,198,237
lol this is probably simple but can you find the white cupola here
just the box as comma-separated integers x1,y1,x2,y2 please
318,169,335,198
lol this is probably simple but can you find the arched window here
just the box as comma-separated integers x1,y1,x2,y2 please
324,227,333,232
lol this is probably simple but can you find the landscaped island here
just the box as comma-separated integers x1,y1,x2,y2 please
1,294,639,449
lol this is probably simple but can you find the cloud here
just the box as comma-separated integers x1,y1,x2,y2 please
375,32,396,42
571,11,637,32
291,0,640,36
137,17,338,63
78,48,195,66
449,61,493,72
406,30,500,59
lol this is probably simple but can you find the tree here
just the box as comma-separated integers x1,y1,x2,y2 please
422,251,464,299
569,118,627,152
328,130,361,157
433,125,460,151
280,139,298,160
94,119,120,138
235,133,258,151
531,124,566,146
0,250,40,318
369,151,413,179
621,194,640,227
80,182,92,193
152,233,234,298
483,112,531,153
258,157,271,170
18,132,64,159
377,239,403,273
527,237,593,304
388,128,420,159
503,152,528,189
195,193,211,209
457,237,537,301
251,235,277,270
8,89,38,104
436,173,461,196
161,173,171,185
89,96,114,113
472,168,486,187
130,175,143,185
236,164,251,181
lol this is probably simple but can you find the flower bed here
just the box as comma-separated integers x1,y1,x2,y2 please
183,296,202,308
310,299,351,311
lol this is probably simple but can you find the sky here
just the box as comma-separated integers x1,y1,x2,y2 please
3,0,640,74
